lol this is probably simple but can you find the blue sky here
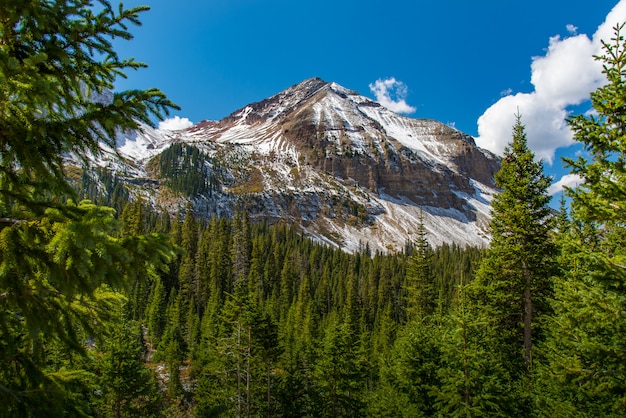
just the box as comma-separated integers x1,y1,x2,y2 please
112,0,626,198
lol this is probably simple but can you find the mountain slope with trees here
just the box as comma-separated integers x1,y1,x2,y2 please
2,1,626,417
90,77,501,253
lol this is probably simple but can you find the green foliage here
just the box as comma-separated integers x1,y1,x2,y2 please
538,23,626,417
127,209,486,415
415,115,559,417
146,277,168,346
312,314,368,417
0,0,178,413
0,0,177,212
151,143,220,197
80,167,131,212
374,320,441,417
434,286,521,417
6,4,625,417
564,24,626,225
93,319,163,418
194,287,281,417
471,115,557,374
404,209,436,321
0,199,175,413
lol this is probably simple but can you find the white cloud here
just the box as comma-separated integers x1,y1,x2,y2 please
566,24,578,35
158,116,194,131
475,0,626,164
548,173,582,196
369,77,416,114
477,92,572,163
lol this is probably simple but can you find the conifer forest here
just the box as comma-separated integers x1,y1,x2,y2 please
1,1,626,417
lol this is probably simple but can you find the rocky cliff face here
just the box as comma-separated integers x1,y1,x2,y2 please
98,77,500,252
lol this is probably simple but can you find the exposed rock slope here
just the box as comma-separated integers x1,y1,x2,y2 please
98,77,500,252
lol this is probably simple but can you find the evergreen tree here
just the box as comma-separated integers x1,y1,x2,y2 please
253,312,282,417
156,288,185,399
232,211,252,287
178,204,199,300
120,201,153,321
539,23,626,416
312,314,367,417
0,0,176,212
372,321,441,417
195,286,274,417
0,0,177,412
94,319,162,418
434,284,517,417
471,114,557,373
405,209,435,321
146,277,168,347
435,115,559,416
0,201,175,413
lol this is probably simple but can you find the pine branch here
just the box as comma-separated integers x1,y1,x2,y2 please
0,383,21,403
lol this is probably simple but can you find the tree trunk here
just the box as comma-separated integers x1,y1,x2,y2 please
247,325,251,418
237,322,242,417
522,261,532,369
267,363,271,418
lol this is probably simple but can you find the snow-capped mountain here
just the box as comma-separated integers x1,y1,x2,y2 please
99,77,500,252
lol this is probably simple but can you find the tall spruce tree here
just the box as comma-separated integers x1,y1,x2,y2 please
405,209,435,322
94,318,162,418
443,114,559,416
312,314,367,417
538,23,626,416
0,1,177,412
470,114,556,373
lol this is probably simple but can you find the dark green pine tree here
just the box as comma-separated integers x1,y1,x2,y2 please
178,204,199,301
471,114,557,373
370,319,441,417
312,313,367,418
538,23,626,417
146,277,168,347
438,114,559,417
94,319,162,418
232,211,252,287
195,285,271,417
0,1,177,413
434,282,516,417
156,288,185,399
404,209,435,322
120,200,152,321
252,312,282,417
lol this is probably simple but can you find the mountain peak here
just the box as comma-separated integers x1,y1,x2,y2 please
107,78,500,252
288,77,359,95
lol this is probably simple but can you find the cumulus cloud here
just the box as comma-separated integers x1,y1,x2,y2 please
369,77,417,114
158,116,194,131
475,0,626,164
548,173,582,196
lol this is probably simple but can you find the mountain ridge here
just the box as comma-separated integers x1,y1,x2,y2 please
88,77,500,252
